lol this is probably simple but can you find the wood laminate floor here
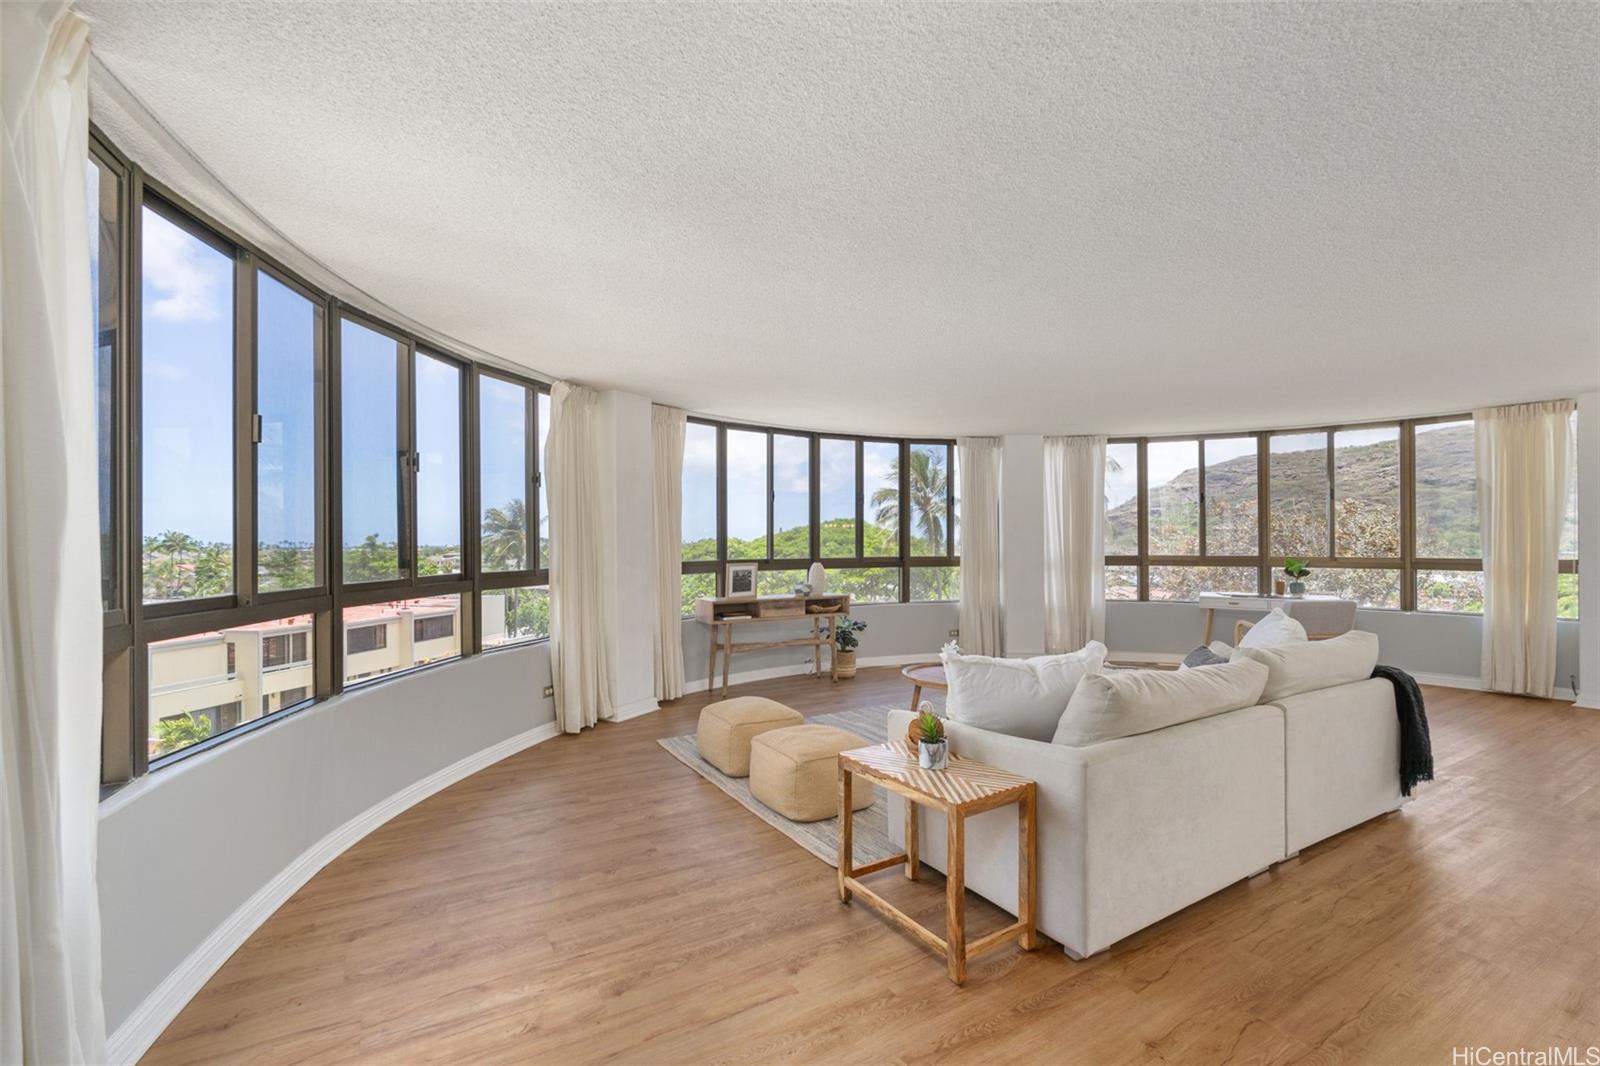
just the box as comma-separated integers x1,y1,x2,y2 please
144,668,1599,1065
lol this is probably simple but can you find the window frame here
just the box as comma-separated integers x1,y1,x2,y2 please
471,366,550,652
681,422,960,607
98,127,556,787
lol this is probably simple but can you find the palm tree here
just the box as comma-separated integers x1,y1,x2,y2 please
871,450,948,554
481,498,528,571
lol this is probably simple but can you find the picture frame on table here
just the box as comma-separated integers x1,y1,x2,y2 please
725,561,759,599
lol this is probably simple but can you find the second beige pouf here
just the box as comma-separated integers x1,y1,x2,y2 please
696,696,804,777
750,724,875,822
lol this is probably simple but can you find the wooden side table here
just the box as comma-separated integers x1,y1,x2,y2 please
837,741,1037,985
900,661,947,710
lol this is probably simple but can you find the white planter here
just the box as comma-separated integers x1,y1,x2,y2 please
918,739,948,770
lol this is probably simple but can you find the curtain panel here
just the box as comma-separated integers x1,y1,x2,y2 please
0,3,107,1062
1475,400,1575,698
651,406,687,700
956,437,1003,655
547,382,616,732
1043,436,1106,655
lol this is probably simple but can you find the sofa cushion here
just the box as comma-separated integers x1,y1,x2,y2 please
1052,659,1269,747
1236,608,1307,649
1237,630,1380,702
941,640,1107,742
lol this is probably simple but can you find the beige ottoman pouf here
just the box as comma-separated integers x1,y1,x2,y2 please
749,724,875,822
696,696,804,777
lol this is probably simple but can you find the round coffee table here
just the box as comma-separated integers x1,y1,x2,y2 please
901,662,948,711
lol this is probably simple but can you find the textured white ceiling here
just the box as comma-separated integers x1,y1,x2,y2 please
79,1,1598,436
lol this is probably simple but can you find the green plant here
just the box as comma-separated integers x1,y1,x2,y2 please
918,708,946,745
1283,557,1311,580
834,616,867,652
155,712,212,755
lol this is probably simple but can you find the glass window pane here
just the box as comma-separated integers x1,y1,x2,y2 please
1104,564,1138,600
1416,569,1483,613
1148,566,1258,602
482,585,549,647
1558,572,1578,620
1270,432,1329,559
910,565,960,602
1204,437,1258,555
681,571,715,616
864,442,900,558
89,156,121,610
415,354,461,575
256,273,320,593
479,376,527,572
909,444,950,556
757,568,808,596
1560,410,1578,560
832,565,900,604
537,391,551,571
1304,567,1401,609
147,613,313,762
772,434,810,559
141,207,235,603
682,422,717,562
340,319,403,582
1104,442,1139,557
1334,427,1400,558
1413,420,1477,558
726,429,768,560
1147,440,1200,555
343,595,461,687
819,439,857,556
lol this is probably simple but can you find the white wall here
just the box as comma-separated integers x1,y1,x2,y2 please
98,643,556,1050
681,600,958,690
1001,435,1044,656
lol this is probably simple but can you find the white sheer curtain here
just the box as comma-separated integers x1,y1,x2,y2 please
1043,436,1106,654
547,382,615,732
1476,400,1575,698
1,4,106,1061
651,405,686,701
956,437,1003,655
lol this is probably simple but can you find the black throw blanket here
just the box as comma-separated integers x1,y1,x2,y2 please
1372,664,1433,796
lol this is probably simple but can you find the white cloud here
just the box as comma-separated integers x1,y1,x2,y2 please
142,209,227,323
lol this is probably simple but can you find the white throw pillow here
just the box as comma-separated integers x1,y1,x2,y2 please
1237,608,1307,650
941,641,1107,742
1052,659,1269,747
1236,630,1380,702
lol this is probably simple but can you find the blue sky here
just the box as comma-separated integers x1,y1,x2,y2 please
142,205,494,553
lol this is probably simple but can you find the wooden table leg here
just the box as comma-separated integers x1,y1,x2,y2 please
904,797,919,880
946,812,967,985
707,624,719,697
1019,784,1038,950
1202,607,1214,645
812,617,822,678
910,683,923,711
721,624,732,697
838,767,854,903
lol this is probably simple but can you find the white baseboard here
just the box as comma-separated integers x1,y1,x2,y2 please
105,721,561,1066
685,652,934,695
612,697,661,721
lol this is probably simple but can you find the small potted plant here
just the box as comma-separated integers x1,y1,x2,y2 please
834,617,866,678
1283,558,1311,596
913,707,948,770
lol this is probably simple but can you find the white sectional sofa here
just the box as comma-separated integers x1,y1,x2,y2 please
885,631,1403,959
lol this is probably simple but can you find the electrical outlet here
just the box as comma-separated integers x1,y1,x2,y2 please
948,629,959,637
543,685,554,698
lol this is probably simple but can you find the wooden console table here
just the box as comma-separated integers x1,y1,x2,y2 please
837,741,1037,985
693,593,851,698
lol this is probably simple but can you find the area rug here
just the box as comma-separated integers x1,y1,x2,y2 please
658,704,901,868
